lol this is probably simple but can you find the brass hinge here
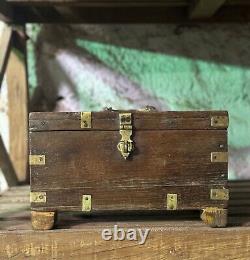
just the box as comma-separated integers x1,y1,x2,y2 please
82,195,92,212
211,116,229,128
210,189,229,201
117,113,134,160
29,155,46,165
30,192,47,203
167,194,178,210
81,112,92,129
211,152,228,163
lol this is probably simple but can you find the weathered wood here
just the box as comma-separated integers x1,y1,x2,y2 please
29,111,229,131
31,211,56,230
190,0,226,19
0,212,250,259
30,111,228,221
6,29,29,182
0,181,249,258
201,207,228,227
0,135,18,186
0,23,12,87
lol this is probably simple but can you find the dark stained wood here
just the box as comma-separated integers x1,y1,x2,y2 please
2,1,250,23
29,111,228,131
30,112,228,215
189,0,226,19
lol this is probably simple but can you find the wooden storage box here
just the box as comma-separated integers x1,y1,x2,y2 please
29,110,229,230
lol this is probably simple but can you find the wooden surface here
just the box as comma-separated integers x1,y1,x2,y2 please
6,30,29,183
0,23,12,88
189,0,226,19
29,111,228,131
0,182,250,259
30,111,227,212
2,0,250,23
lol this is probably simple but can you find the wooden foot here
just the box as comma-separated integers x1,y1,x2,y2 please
31,211,56,230
201,207,228,228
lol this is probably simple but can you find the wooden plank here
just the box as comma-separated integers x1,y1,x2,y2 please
0,23,12,87
6,0,189,6
0,182,249,258
6,28,29,182
0,1,13,23
0,135,18,186
0,215,250,259
30,129,227,212
190,0,226,19
4,5,250,23
29,111,229,131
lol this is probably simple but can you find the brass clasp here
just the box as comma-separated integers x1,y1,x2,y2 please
117,113,134,160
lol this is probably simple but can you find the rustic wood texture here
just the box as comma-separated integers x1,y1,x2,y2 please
30,111,228,213
6,33,29,182
201,207,228,227
31,211,56,230
0,181,249,259
2,1,250,23
29,111,228,131
0,23,12,87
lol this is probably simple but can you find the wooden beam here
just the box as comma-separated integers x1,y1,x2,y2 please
0,23,12,87
6,28,29,183
190,0,226,19
0,135,18,187
0,1,13,23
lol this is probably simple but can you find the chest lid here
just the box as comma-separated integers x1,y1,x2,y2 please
29,110,228,132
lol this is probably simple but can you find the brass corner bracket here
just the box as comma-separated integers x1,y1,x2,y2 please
29,155,46,165
210,189,229,201
30,192,47,203
211,116,229,128
211,152,228,163
81,112,92,129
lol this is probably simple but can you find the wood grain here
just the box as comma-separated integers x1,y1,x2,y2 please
0,182,249,259
30,111,228,213
29,111,229,131
6,34,29,182
0,214,250,259
0,23,12,87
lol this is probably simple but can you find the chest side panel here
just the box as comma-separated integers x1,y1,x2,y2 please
30,129,228,211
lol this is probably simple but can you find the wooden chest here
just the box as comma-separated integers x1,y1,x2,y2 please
29,110,229,230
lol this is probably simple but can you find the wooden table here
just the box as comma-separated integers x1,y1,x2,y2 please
0,182,250,259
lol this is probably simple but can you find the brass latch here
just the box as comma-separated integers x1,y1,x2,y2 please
117,113,134,160
210,189,229,200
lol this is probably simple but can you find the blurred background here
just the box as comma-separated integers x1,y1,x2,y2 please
1,22,250,191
